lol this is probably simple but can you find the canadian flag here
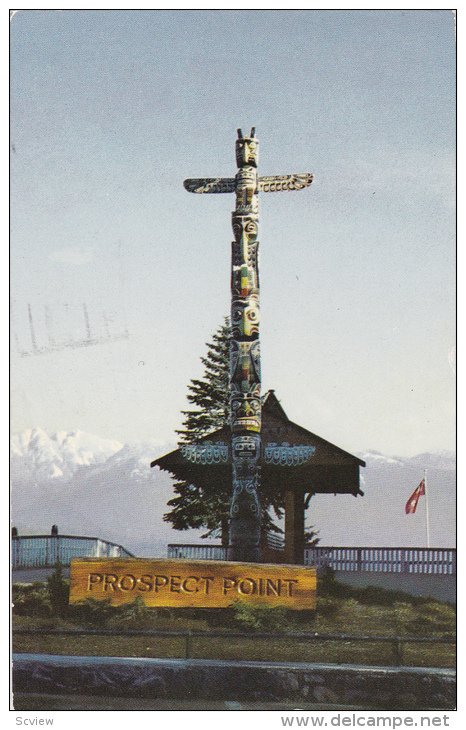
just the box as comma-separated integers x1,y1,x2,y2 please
405,479,426,514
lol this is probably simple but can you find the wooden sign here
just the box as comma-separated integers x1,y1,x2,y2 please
69,558,316,610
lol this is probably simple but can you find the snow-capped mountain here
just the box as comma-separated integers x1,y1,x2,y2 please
11,429,194,556
11,428,123,482
361,450,456,472
10,429,456,555
360,451,405,466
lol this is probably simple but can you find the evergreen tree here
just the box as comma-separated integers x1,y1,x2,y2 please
176,318,231,443
164,319,231,543
163,318,283,545
304,525,321,547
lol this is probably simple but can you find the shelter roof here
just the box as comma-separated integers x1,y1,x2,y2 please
151,390,365,497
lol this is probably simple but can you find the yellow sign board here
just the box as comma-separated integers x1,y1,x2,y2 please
69,558,316,610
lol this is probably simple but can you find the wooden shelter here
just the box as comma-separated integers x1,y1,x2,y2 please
151,390,365,564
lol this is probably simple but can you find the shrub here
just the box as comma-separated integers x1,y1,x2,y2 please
406,601,456,636
69,597,165,629
46,563,70,617
108,597,154,629
12,583,52,617
318,569,354,599
352,585,421,607
316,596,341,618
68,597,117,627
231,603,294,632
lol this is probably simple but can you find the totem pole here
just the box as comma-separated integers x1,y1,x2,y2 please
184,128,313,562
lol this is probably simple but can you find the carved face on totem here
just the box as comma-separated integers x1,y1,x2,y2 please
231,295,260,339
230,340,261,386
230,476,261,518
235,168,258,212
231,389,261,433
232,215,258,245
231,216,259,295
236,137,259,168
232,434,260,461
230,435,261,518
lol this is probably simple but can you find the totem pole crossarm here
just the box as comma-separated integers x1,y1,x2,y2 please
258,173,313,192
184,173,313,195
183,178,236,194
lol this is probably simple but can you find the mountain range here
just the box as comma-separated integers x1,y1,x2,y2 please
11,428,456,555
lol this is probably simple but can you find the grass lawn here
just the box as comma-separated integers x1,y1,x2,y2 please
12,631,455,668
12,575,456,668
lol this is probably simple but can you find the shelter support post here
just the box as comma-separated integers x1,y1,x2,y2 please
284,488,305,565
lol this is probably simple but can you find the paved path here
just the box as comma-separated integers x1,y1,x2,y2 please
13,693,372,711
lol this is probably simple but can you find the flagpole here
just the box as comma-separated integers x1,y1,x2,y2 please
424,468,431,549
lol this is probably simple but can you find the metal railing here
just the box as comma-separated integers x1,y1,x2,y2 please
304,547,457,576
168,543,227,561
167,544,456,575
12,627,455,666
12,535,135,569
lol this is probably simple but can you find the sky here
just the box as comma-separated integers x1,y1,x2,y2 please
10,9,456,458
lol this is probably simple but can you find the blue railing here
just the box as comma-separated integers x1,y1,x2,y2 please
12,535,134,569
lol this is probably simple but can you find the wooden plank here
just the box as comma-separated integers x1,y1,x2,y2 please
69,558,316,610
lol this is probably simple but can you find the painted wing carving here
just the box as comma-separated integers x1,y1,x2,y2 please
184,178,236,194
258,173,314,193
180,442,229,464
263,443,316,466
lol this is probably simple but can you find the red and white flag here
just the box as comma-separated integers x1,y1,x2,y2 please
405,478,426,514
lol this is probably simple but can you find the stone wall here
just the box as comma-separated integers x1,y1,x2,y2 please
13,654,455,710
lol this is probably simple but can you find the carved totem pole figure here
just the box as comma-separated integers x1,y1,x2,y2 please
184,128,313,562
